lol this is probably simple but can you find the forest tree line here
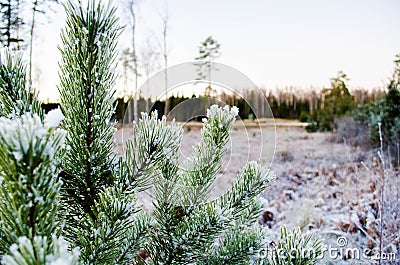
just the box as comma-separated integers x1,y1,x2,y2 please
42,62,400,159
41,82,384,123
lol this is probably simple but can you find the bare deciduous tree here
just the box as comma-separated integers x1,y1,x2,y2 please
28,0,59,87
160,0,168,115
125,0,139,123
140,38,160,112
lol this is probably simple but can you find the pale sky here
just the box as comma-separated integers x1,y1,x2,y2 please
32,0,400,102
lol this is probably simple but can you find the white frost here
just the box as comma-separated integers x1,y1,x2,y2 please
45,108,65,128
231,106,239,117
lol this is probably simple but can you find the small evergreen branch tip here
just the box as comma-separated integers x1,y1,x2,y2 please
2,236,80,265
0,49,43,120
257,226,323,265
123,110,182,192
178,105,239,205
205,226,265,265
218,161,274,224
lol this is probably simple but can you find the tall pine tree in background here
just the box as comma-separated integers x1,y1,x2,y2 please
0,0,24,50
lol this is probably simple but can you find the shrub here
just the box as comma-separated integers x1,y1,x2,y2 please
333,115,370,147
299,111,309,123
308,71,355,131
351,55,400,162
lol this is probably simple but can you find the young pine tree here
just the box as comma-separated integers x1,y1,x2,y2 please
0,0,323,264
56,2,275,263
58,1,149,263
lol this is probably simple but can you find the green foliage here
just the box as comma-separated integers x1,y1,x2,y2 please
0,112,65,257
178,105,238,205
195,36,221,62
58,0,118,221
57,0,143,263
256,226,323,265
143,105,273,264
2,236,80,265
305,121,318,133
194,36,221,96
299,111,309,123
352,54,400,151
121,111,182,193
0,1,322,264
0,49,43,119
270,226,322,265
309,71,354,131
71,186,139,264
205,226,265,265
357,89,400,150
323,71,354,116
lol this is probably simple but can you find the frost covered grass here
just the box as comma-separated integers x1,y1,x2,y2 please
117,125,399,264
262,127,399,264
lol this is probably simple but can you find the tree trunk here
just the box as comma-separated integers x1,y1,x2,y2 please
29,0,39,88
162,8,168,116
6,1,11,47
128,1,138,123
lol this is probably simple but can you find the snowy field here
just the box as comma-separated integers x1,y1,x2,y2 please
115,122,399,264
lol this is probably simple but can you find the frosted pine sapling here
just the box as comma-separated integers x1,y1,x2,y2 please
137,106,273,264
0,0,323,264
58,0,149,263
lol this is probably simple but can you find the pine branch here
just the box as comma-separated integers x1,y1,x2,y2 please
171,204,228,263
58,0,120,237
0,112,65,257
0,49,43,120
57,2,156,264
217,161,274,223
75,186,137,264
205,226,265,265
2,236,80,265
178,105,238,206
119,214,153,264
255,226,323,265
121,111,182,193
129,112,183,264
145,105,270,264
